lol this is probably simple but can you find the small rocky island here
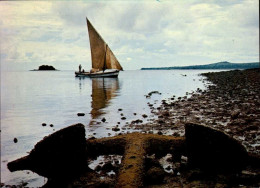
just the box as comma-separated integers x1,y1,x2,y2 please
31,65,57,71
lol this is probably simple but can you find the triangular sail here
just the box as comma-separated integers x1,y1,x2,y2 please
87,18,106,70
87,18,123,71
106,45,123,70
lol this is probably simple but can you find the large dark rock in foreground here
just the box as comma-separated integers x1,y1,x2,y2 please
8,124,87,178
185,123,248,172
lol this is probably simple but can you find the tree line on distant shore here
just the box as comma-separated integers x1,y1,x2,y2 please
141,61,259,70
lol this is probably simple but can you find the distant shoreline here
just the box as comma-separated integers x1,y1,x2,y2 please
30,69,59,71
141,61,259,70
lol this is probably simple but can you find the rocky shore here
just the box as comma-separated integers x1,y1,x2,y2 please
127,68,260,156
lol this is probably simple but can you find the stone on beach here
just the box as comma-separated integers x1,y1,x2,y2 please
185,122,248,172
77,113,85,116
112,127,120,132
8,124,87,179
13,138,18,143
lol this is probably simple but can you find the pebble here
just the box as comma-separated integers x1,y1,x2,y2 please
13,138,18,143
112,127,120,132
77,113,85,116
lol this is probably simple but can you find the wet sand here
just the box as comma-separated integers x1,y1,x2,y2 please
126,68,260,156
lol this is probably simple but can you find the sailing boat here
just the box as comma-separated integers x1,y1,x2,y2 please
75,18,123,78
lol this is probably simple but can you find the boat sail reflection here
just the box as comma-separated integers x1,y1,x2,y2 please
90,78,120,121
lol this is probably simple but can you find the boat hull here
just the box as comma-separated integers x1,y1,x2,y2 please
75,70,119,78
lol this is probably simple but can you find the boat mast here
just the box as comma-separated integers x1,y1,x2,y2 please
103,44,108,72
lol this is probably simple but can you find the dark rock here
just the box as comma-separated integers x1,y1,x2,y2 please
158,120,164,124
145,157,161,170
118,109,123,111
101,118,106,122
162,100,167,105
8,124,88,179
13,138,18,143
77,113,85,116
231,111,240,119
145,167,166,185
121,117,126,120
173,132,180,137
50,124,54,127
142,114,148,118
94,165,102,171
131,119,143,124
147,91,161,96
185,123,248,172
162,111,170,117
112,127,120,132
42,123,47,126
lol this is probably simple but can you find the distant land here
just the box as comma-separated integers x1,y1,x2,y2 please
141,61,259,70
31,65,58,71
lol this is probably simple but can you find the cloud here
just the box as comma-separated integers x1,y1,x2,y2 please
0,0,259,71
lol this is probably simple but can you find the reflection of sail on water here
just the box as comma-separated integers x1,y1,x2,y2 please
90,78,119,119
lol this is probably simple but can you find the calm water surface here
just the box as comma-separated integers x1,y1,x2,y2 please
1,69,214,186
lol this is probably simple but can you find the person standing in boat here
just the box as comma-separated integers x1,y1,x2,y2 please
79,64,82,73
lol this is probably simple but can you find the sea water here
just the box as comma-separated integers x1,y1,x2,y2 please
1,69,216,186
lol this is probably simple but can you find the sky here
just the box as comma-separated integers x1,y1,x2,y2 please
0,0,259,71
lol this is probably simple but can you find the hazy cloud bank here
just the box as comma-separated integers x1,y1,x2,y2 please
0,0,259,71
